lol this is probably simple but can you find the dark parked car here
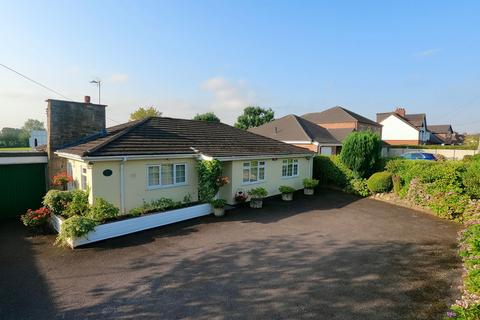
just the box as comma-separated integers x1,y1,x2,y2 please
400,152,437,161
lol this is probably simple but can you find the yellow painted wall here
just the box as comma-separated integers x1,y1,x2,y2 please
220,157,312,204
65,155,312,212
90,158,199,213
67,159,93,202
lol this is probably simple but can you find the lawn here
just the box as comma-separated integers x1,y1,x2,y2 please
0,147,32,151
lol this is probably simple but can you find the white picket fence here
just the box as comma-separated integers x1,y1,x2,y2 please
382,147,478,160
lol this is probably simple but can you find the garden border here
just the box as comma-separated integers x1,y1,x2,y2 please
50,203,212,248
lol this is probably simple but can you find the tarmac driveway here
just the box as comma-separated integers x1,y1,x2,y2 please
0,190,461,320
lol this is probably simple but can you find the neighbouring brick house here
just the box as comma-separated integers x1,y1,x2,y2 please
250,106,381,155
376,108,430,145
248,115,342,155
377,107,462,146
302,106,382,139
428,125,464,145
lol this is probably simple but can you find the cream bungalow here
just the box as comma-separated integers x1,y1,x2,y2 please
56,117,314,214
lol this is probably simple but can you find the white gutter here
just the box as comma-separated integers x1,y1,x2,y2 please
120,156,126,214
0,156,48,165
57,151,314,163
55,152,198,162
214,153,314,161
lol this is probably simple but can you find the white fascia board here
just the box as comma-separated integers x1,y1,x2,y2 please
282,140,313,144
214,153,314,161
55,152,198,162
0,156,48,165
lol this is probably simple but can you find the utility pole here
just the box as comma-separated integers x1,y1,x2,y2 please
90,79,102,104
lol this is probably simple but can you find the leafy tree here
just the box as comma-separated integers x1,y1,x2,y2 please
193,112,220,123
22,119,44,134
0,127,28,147
234,106,274,130
129,107,162,121
340,131,382,178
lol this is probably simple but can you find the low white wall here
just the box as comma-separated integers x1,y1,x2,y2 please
50,203,212,248
382,147,478,160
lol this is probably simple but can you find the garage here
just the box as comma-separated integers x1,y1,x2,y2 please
0,152,48,219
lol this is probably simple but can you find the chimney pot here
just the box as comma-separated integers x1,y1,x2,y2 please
395,107,406,117
84,95,91,103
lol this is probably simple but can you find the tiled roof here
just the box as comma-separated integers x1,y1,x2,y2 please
326,128,356,142
428,125,452,134
377,112,425,129
302,106,380,126
249,115,341,145
58,117,313,158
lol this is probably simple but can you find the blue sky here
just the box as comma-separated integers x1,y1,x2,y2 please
1,0,479,132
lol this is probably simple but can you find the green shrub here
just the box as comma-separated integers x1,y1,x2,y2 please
463,161,480,199
303,178,319,189
55,216,97,247
43,190,73,215
340,131,382,178
367,171,393,193
86,198,119,223
129,197,183,216
345,178,371,197
392,174,402,195
279,185,295,194
211,199,227,208
197,160,223,202
313,155,373,197
64,190,90,217
448,304,480,319
249,187,268,198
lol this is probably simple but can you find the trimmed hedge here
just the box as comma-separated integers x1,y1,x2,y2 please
313,155,370,197
367,172,393,193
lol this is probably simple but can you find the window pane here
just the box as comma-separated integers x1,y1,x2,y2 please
243,162,250,167
259,167,265,180
287,164,293,176
243,169,250,182
282,165,287,176
175,164,186,183
259,161,265,166
161,164,174,185
293,163,298,175
250,167,258,182
251,161,258,167
148,166,160,186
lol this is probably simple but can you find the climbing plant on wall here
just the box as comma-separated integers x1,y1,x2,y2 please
196,159,223,202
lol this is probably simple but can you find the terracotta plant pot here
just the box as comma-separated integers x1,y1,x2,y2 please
304,188,314,195
250,198,263,208
213,207,225,217
281,193,293,201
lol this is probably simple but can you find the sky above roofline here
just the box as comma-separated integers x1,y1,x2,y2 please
1,0,479,133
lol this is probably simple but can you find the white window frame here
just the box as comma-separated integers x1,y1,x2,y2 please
80,166,88,191
282,159,299,178
242,160,266,185
146,163,188,189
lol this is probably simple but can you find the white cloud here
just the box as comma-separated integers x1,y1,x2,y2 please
414,48,442,58
108,73,129,84
201,76,255,123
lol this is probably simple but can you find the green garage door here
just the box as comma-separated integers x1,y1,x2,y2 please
0,164,47,219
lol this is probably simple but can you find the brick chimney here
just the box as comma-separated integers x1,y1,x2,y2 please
395,107,406,117
46,98,107,179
